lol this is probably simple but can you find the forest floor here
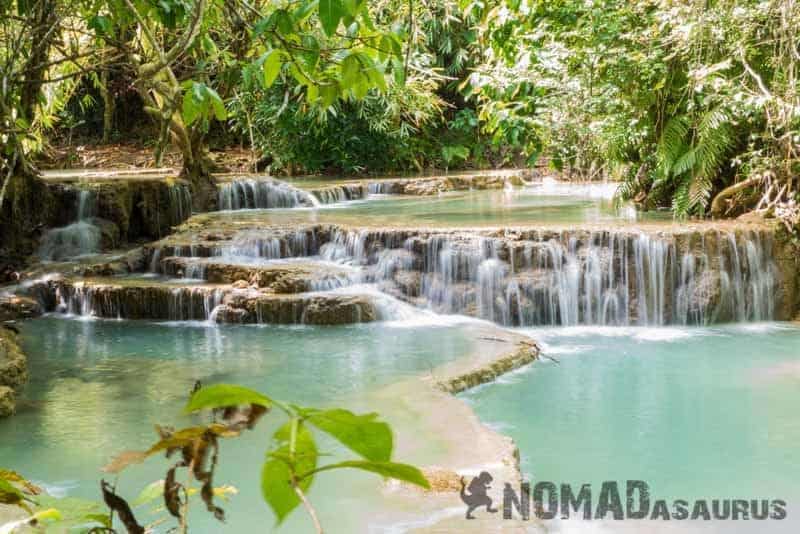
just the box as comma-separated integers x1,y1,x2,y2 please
37,142,258,173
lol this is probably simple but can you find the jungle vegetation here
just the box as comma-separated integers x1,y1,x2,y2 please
0,0,798,223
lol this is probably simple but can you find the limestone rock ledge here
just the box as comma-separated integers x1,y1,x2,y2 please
24,276,377,325
0,327,28,418
436,339,540,394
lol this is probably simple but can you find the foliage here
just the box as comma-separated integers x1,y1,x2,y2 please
470,0,800,219
1,384,428,533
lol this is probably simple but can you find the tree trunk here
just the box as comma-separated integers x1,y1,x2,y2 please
710,176,762,218
100,68,114,143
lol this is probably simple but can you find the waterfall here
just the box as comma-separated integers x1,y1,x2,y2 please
311,184,367,204
218,178,319,209
51,280,226,322
38,189,101,261
307,228,779,326
168,183,192,225
145,226,779,326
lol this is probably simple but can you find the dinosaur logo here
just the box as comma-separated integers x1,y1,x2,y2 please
460,471,499,519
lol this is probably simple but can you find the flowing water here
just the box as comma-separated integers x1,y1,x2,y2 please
461,323,800,532
150,225,779,326
38,190,102,261
218,178,319,209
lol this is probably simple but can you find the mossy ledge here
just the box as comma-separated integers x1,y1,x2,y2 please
0,327,28,418
436,338,539,394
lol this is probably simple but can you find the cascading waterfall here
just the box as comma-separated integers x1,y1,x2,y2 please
50,280,226,322
145,226,779,326
38,189,102,261
218,178,319,209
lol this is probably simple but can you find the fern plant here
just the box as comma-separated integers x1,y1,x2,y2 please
655,107,736,217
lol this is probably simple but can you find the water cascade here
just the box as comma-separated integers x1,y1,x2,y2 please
167,183,193,225
38,189,102,261
311,184,367,204
146,226,780,326
218,178,319,209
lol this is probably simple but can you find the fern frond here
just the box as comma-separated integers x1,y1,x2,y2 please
672,147,697,176
657,115,690,177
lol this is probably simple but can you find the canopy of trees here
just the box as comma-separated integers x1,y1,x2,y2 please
1,0,798,224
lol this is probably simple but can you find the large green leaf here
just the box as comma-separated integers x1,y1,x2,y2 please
261,422,318,524
262,50,284,89
340,54,361,89
182,87,202,126
184,384,272,413
319,0,344,37
34,495,110,530
307,409,392,462
308,461,430,489
204,87,227,121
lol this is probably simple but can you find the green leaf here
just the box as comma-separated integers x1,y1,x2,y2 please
184,384,272,413
89,15,113,35
201,34,218,56
307,461,430,489
293,0,318,23
34,495,108,528
182,88,202,126
340,54,361,89
306,83,319,103
204,87,227,121
392,57,406,86
342,0,362,16
307,409,392,462
262,422,318,524
274,9,294,34
132,480,164,507
300,35,321,70
319,0,344,37
262,50,284,89
319,83,339,107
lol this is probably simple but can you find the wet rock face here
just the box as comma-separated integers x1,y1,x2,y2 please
25,277,377,325
159,257,355,293
45,179,193,244
149,222,784,326
301,295,376,324
0,329,28,418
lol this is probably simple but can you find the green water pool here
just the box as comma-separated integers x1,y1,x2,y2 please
211,184,672,227
462,323,800,531
1,317,477,532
